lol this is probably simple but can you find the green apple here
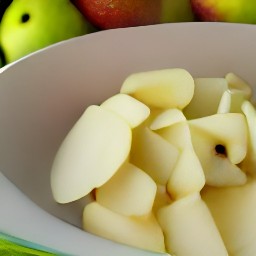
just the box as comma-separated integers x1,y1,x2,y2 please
0,0,94,63
191,0,256,24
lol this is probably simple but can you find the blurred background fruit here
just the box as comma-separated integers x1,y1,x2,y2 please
190,0,256,24
0,0,256,67
0,0,95,64
71,0,195,29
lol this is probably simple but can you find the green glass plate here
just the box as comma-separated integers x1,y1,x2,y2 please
0,232,68,256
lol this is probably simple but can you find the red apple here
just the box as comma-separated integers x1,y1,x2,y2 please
72,0,195,30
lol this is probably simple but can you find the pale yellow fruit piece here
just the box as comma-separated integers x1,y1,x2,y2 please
150,108,186,131
83,202,165,253
157,193,228,256
120,68,194,109
167,146,205,200
183,78,228,119
217,89,246,114
240,100,256,175
189,125,247,187
130,126,179,185
202,179,256,256
96,162,157,217
51,105,131,203
189,113,247,165
225,72,252,99
157,121,192,151
101,93,150,128
152,184,172,214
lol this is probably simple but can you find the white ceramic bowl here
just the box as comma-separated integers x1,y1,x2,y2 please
0,22,256,255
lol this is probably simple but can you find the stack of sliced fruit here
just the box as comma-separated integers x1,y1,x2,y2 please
51,68,256,256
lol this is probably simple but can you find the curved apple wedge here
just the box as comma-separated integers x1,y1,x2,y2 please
96,162,157,217
241,100,256,175
202,179,256,256
167,146,205,200
120,68,194,109
157,193,228,256
225,72,252,99
188,113,247,165
189,125,247,187
217,89,246,114
101,93,150,128
83,202,165,253
51,105,131,203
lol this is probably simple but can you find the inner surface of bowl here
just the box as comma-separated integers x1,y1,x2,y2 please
0,22,256,255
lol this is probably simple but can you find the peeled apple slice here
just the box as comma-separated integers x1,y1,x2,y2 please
120,68,195,109
225,72,252,99
217,89,246,114
130,126,179,185
202,179,256,256
83,202,165,253
150,108,186,131
96,162,157,217
101,93,150,128
167,146,205,200
157,121,192,151
51,105,131,203
183,78,228,119
157,193,228,256
241,100,256,176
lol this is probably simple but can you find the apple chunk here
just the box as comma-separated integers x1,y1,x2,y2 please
101,93,150,128
183,78,228,119
51,105,131,203
156,121,192,151
83,202,165,253
217,89,246,114
96,163,157,217
241,100,256,176
130,126,179,185
202,179,256,256
150,108,186,131
190,114,247,186
157,193,228,256
225,72,252,99
120,68,194,109
167,146,205,200
189,113,247,165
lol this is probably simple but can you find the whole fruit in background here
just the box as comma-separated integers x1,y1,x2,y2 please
71,0,195,30
0,0,95,64
190,0,256,23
